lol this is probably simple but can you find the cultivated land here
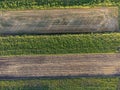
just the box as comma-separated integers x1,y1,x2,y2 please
0,0,120,89
0,0,119,10
0,54,120,78
0,77,118,90
0,33,120,56
0,7,118,34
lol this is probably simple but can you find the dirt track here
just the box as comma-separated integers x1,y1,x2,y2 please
0,54,120,78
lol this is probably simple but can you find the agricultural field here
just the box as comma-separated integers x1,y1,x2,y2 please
0,0,120,89
0,33,119,89
0,0,119,10
0,33,120,56
0,77,119,90
0,54,120,77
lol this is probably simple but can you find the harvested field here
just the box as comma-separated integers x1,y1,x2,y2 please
0,54,120,78
0,7,118,35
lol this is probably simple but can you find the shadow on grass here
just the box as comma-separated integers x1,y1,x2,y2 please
0,74,120,80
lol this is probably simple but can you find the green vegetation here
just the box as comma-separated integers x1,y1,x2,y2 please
0,77,118,90
0,0,119,10
0,1,119,90
0,33,119,56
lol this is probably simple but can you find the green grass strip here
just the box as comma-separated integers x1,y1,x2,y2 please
0,77,118,90
0,33,120,56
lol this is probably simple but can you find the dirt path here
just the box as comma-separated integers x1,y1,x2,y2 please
0,54,120,78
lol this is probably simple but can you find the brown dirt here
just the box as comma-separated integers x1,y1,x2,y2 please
0,7,118,35
0,54,120,78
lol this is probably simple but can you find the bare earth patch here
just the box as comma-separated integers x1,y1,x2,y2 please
0,7,118,35
0,54,120,78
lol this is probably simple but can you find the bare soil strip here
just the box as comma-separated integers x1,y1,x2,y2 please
0,54,120,78
0,8,118,35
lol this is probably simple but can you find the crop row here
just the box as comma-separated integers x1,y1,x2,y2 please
0,33,120,56
0,77,118,90
0,0,120,9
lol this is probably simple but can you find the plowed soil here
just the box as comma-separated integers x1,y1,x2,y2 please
0,54,120,78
